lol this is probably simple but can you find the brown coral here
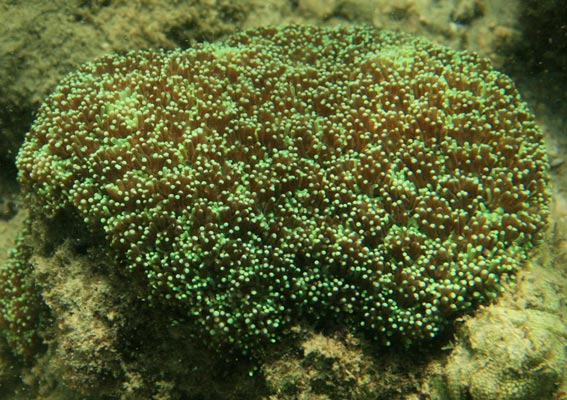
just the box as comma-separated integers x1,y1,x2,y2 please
14,25,549,355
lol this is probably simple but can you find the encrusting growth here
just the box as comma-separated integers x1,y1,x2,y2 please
12,25,549,355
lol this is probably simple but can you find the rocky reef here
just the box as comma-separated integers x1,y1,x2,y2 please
0,24,559,399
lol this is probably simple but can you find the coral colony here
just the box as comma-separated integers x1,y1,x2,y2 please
3,25,549,357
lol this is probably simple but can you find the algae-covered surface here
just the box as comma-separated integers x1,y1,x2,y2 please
0,1,566,399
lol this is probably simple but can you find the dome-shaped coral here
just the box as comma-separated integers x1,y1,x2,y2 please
15,25,550,354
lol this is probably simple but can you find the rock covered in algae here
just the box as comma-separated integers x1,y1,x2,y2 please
439,255,567,400
13,24,549,355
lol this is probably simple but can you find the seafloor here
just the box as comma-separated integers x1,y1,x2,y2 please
0,1,566,399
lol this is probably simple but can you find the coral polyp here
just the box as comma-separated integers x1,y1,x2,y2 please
12,25,549,354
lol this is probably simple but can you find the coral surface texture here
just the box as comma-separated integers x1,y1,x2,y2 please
14,25,549,355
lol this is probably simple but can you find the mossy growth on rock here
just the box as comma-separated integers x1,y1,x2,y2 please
12,25,549,356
